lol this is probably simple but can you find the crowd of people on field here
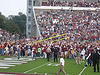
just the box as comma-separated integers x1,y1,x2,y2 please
42,0,100,7
0,36,100,72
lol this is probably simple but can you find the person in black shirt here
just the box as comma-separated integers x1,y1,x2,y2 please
54,47,58,62
51,46,55,52
92,48,100,72
51,46,55,59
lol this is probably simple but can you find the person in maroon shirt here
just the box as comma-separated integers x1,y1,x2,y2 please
42,46,47,58
33,49,37,60
21,45,25,57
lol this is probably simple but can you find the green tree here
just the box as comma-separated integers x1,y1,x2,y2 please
0,13,5,28
0,13,21,35
10,12,26,37
4,19,21,34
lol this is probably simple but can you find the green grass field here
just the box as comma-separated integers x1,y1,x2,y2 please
0,56,100,75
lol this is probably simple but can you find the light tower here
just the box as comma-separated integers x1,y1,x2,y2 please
26,0,42,38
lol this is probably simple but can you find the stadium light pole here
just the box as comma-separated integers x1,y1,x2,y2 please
26,0,43,39
26,0,33,38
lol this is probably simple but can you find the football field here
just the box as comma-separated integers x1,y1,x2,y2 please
0,56,100,75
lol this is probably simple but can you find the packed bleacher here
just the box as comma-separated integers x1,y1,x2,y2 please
42,0,100,7
37,10,100,41
0,28,19,41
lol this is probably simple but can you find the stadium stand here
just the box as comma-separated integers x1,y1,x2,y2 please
0,0,100,69
36,10,100,41
42,0,100,7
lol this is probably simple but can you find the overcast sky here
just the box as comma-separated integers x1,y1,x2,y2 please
0,0,27,17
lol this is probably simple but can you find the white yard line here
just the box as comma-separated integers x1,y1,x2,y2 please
79,67,87,75
24,63,48,73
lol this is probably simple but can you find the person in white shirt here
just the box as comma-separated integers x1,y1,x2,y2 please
57,55,66,75
81,49,86,61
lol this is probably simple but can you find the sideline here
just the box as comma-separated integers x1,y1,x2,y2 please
24,63,48,73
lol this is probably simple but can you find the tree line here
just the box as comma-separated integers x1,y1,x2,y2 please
0,12,26,38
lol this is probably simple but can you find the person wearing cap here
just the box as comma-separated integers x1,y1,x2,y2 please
57,55,66,75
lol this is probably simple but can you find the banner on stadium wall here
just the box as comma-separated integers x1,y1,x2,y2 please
33,6,100,11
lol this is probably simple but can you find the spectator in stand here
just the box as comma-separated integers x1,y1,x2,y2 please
37,9,100,47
